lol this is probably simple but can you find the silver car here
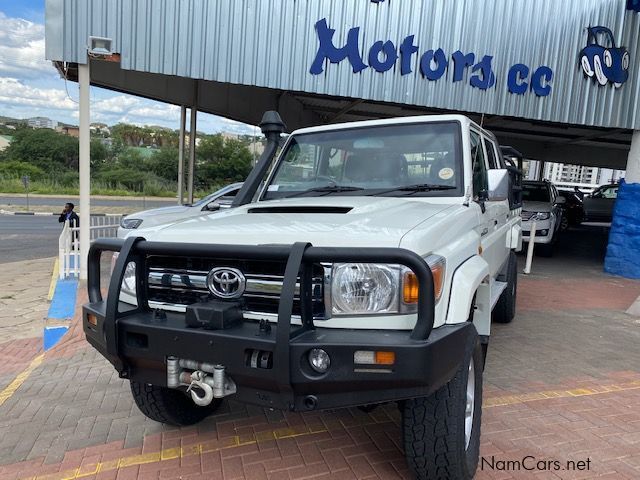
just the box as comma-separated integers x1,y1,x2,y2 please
117,183,242,238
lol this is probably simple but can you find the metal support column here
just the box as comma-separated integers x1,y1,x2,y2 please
177,105,186,205
187,107,197,204
78,62,91,280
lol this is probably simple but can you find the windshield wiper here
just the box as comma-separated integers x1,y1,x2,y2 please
368,184,457,196
283,185,365,198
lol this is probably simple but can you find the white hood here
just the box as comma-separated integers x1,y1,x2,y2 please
135,197,457,248
522,201,552,213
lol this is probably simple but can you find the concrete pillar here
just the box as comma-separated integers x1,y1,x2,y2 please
78,62,90,281
604,130,640,279
625,130,640,183
177,105,186,205
187,107,197,204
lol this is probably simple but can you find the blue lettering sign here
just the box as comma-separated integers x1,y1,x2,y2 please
470,55,496,90
399,35,419,75
309,18,367,75
507,64,530,95
368,40,398,72
309,18,554,98
420,49,447,81
451,51,475,82
531,66,553,97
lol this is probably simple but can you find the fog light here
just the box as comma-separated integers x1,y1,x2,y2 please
308,349,330,373
540,229,549,236
87,314,98,327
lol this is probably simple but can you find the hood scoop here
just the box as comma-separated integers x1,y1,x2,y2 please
248,206,353,214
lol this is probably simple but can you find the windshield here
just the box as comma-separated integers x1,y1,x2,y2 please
522,183,551,203
192,185,239,207
262,122,462,199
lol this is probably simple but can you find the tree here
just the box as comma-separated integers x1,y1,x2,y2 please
2,127,79,171
196,135,252,187
148,147,179,182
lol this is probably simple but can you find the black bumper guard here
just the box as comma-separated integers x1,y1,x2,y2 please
84,237,468,411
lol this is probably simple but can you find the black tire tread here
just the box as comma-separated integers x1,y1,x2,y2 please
493,251,517,324
130,381,221,426
403,339,482,480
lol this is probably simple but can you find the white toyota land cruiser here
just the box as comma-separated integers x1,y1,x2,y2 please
84,112,522,480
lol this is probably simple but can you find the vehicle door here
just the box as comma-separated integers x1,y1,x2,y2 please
471,131,508,277
584,185,618,221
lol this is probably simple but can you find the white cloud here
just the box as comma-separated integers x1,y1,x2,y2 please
0,12,52,79
0,77,76,111
0,11,257,134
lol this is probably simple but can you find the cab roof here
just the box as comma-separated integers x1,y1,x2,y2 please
291,114,493,139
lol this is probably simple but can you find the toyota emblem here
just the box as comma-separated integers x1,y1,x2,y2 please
206,267,246,299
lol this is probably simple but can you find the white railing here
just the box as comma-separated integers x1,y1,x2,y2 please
58,215,122,279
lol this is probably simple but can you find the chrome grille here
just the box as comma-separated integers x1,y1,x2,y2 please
145,256,326,318
521,210,535,221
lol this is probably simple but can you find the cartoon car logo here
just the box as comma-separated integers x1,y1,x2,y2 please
579,26,629,88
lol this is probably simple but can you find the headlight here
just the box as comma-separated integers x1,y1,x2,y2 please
120,218,143,229
535,212,550,220
121,262,137,296
331,263,399,315
329,255,445,316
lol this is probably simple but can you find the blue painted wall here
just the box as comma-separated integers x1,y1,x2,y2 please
604,180,640,279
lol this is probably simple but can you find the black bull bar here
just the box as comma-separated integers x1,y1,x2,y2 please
84,237,451,410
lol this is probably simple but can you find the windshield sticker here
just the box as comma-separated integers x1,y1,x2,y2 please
267,185,280,191
439,168,454,180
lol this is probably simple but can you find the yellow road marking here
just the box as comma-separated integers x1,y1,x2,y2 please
0,354,45,407
2,352,638,480
48,258,59,301
24,424,330,480
484,379,640,407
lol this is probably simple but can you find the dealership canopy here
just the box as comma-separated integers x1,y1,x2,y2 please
46,0,640,169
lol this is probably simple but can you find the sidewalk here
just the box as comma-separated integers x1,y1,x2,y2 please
0,257,55,344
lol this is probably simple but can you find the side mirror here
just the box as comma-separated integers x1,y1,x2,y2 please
487,169,509,201
555,197,566,205
204,202,221,212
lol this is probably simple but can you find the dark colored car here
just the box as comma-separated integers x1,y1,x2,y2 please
583,183,619,223
557,190,584,230
579,26,630,88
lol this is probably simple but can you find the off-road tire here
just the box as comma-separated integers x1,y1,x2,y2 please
493,251,517,324
130,381,222,426
402,336,483,480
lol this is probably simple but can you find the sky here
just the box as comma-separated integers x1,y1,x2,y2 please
0,0,258,135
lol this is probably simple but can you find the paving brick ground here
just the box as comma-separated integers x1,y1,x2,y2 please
0,227,639,479
0,257,54,344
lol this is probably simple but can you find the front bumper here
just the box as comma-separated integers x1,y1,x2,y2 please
83,237,472,411
521,219,553,244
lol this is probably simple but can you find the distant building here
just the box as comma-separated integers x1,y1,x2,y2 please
28,117,58,129
57,125,80,137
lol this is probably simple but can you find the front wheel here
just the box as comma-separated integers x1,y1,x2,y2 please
402,337,483,480
130,381,222,426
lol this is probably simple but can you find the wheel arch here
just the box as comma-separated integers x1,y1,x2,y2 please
445,255,491,337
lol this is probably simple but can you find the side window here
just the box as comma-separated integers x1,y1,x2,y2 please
483,138,499,169
470,131,488,199
603,186,618,199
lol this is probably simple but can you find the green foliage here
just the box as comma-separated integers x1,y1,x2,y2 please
196,135,252,188
2,127,79,171
0,124,254,197
148,147,179,181
0,161,46,180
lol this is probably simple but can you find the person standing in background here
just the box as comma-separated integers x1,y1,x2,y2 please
58,202,80,228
